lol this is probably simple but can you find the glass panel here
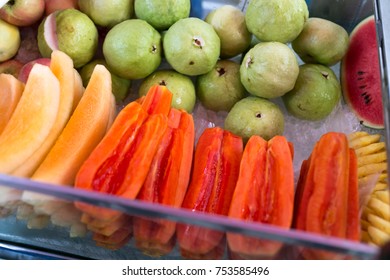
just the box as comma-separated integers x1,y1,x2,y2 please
0,0,388,260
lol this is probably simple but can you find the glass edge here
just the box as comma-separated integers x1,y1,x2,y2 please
0,174,379,259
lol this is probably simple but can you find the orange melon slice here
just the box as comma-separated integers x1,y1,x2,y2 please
21,65,115,216
0,64,60,174
72,68,84,110
12,50,76,177
0,73,24,135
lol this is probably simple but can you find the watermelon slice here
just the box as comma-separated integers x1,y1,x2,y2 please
341,15,384,129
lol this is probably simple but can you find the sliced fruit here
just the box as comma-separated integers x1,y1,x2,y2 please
133,108,195,256
72,69,84,111
227,135,294,258
293,132,360,259
0,59,23,78
341,15,383,129
0,73,24,135
0,64,60,174
18,58,51,84
29,64,114,186
177,127,243,259
75,86,172,223
12,50,75,177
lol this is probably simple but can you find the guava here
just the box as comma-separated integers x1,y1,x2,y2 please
80,59,131,102
197,60,246,112
245,0,309,43
134,0,190,31
292,17,349,66
282,64,341,121
78,0,134,28
224,96,284,142
205,5,251,58
37,9,98,68
103,19,161,80
240,42,299,98
163,17,220,76
0,19,20,62
138,69,196,112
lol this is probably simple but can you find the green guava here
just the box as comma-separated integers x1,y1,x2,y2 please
205,5,251,58
292,17,349,66
240,42,299,98
134,0,190,31
37,9,98,68
79,59,131,102
78,0,134,28
102,19,162,80
282,64,341,121
163,17,220,76
138,69,196,112
224,96,284,142
245,0,309,43
197,60,246,112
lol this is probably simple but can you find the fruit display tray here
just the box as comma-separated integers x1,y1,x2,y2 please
0,0,388,260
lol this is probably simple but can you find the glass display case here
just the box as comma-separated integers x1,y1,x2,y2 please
0,0,389,260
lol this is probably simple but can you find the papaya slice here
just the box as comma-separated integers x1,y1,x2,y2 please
177,127,243,259
0,64,60,174
21,64,115,218
0,73,24,135
133,109,195,256
227,135,295,258
141,85,172,116
75,86,171,224
293,132,360,259
13,50,76,177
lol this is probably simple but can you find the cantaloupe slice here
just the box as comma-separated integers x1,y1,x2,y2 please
0,64,60,174
73,68,84,110
0,73,24,135
21,65,115,216
12,50,76,177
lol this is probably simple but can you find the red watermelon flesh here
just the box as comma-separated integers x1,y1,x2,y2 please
341,15,384,129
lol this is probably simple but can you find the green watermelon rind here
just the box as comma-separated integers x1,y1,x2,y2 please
341,15,384,129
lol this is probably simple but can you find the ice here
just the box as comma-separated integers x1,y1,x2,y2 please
191,95,369,185
282,100,362,182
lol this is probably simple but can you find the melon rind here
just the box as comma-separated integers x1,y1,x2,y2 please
341,15,384,129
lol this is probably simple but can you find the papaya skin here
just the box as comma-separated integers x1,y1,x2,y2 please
227,135,294,258
177,127,243,259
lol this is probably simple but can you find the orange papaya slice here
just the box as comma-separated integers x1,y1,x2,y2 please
227,135,295,258
75,113,168,222
177,127,243,259
133,109,195,256
293,132,360,259
141,85,172,116
75,86,172,223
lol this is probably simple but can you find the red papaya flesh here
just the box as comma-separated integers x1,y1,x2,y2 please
133,109,195,256
177,127,243,259
341,15,383,129
293,132,360,260
227,135,295,258
74,85,171,225
141,85,173,116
